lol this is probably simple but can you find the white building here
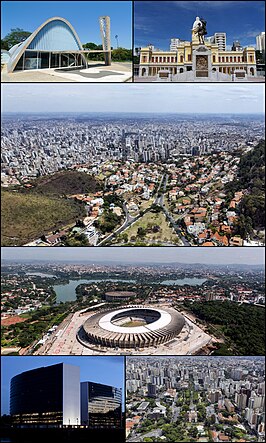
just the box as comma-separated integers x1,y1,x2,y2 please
214,33,226,51
256,32,265,52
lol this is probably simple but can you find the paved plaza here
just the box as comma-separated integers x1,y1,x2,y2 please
35,306,213,356
1,62,132,82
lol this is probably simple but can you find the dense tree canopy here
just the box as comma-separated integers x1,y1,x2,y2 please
83,42,132,61
184,300,265,355
225,140,265,233
2,28,31,49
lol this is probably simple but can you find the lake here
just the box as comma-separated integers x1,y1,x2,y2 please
26,272,57,278
53,279,136,302
52,277,207,302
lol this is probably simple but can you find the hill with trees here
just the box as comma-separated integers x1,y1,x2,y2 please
1,171,102,246
183,300,265,356
27,170,102,196
225,140,265,237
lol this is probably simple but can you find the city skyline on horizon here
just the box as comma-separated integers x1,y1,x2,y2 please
2,111,265,116
1,247,265,266
2,84,264,114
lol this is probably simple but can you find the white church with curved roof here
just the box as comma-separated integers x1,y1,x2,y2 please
6,16,111,72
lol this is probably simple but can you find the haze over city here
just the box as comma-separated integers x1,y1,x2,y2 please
1,84,265,114
1,246,265,266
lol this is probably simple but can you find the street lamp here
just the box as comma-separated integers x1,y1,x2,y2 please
115,34,119,48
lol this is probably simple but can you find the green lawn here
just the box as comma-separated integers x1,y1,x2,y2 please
123,210,178,244
122,321,147,327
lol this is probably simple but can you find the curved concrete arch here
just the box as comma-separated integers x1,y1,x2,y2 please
7,16,84,72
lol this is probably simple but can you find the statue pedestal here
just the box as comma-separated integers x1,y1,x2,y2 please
193,45,212,78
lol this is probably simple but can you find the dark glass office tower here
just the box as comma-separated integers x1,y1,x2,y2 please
10,363,80,426
80,382,122,428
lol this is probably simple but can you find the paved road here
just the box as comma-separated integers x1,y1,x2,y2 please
98,171,191,246
97,202,143,246
153,173,191,246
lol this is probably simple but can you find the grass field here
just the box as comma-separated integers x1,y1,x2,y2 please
124,210,178,245
122,321,147,327
1,190,85,246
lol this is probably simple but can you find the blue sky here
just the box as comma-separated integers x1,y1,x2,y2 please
1,1,132,48
134,1,265,50
1,83,265,114
2,246,265,265
1,356,124,415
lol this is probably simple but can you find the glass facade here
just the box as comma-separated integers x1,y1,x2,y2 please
81,382,122,429
10,363,64,425
14,50,86,71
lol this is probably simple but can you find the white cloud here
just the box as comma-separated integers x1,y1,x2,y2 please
1,83,265,115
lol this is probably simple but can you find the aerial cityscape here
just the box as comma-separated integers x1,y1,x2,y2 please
126,356,265,442
1,247,264,357
2,85,265,248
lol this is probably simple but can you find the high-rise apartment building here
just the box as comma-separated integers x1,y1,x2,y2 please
147,383,157,398
214,33,226,51
170,38,183,51
256,32,265,52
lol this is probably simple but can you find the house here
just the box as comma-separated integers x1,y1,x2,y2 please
230,236,244,247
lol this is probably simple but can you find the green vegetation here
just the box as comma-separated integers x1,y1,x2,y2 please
225,140,265,236
95,210,122,234
1,171,102,246
1,304,71,348
161,424,191,442
63,233,89,246
29,170,102,195
184,300,265,355
1,189,85,246
83,42,132,61
122,320,147,327
123,210,178,244
2,28,31,49
1,39,9,50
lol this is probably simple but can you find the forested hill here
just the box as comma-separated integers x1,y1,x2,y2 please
28,171,102,196
226,140,265,233
237,140,265,191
